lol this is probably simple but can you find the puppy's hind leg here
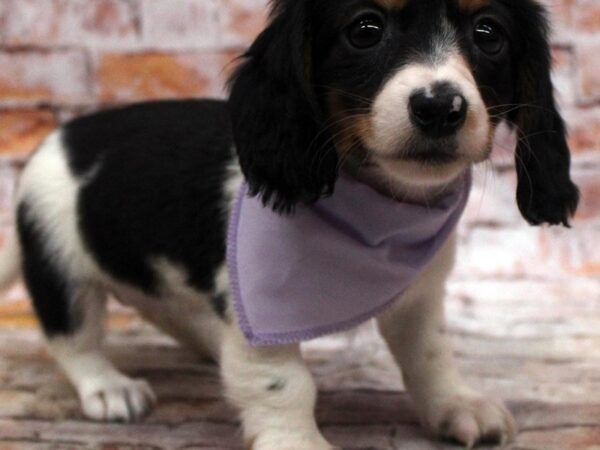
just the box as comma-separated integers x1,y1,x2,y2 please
47,288,156,423
19,213,155,422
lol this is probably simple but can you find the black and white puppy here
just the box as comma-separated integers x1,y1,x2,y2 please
0,0,579,448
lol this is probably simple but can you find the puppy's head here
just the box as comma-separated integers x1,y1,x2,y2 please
228,0,579,225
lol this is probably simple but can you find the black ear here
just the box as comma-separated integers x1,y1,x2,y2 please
227,0,337,214
509,3,579,227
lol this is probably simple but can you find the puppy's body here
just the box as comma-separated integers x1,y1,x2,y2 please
18,100,235,334
7,100,238,421
0,0,580,449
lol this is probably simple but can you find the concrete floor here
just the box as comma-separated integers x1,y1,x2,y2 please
1,277,600,449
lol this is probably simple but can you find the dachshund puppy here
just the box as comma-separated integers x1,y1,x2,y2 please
0,0,579,448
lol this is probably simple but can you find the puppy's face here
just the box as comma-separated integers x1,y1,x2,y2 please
229,0,579,225
312,0,513,189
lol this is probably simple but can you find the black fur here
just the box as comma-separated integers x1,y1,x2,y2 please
68,100,234,295
228,0,338,214
18,203,80,336
506,2,580,226
210,292,228,320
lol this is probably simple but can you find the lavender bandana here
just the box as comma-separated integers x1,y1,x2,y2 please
227,171,470,346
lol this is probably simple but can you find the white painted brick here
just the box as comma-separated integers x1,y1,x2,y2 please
455,225,581,279
0,0,139,48
140,0,220,50
462,168,522,227
0,50,91,107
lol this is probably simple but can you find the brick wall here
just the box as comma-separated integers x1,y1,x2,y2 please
0,0,597,285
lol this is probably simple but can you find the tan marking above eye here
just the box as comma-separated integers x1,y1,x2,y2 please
458,0,490,12
372,0,408,11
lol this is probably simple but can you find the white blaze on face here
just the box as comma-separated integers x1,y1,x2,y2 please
364,53,490,161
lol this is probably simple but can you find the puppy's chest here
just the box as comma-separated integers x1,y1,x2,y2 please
226,171,470,346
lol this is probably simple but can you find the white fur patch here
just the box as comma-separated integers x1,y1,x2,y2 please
17,131,100,282
223,157,244,211
221,326,333,449
51,339,156,422
108,258,225,361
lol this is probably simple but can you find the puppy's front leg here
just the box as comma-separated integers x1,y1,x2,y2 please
221,325,337,450
377,233,516,448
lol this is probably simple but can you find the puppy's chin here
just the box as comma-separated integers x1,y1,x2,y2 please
373,154,468,189
358,136,492,199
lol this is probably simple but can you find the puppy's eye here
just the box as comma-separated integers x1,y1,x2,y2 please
347,15,385,49
474,20,505,55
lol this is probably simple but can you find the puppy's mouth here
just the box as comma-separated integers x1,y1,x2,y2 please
401,147,459,166
380,139,493,167
379,141,463,167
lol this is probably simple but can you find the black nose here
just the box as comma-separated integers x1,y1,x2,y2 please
409,83,468,138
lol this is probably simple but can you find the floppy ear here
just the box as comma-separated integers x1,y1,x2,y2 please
227,0,338,214
508,3,579,227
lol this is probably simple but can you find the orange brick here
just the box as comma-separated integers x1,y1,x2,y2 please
220,0,269,47
0,109,56,157
140,0,219,49
0,0,138,48
572,0,600,33
94,52,234,103
0,297,32,316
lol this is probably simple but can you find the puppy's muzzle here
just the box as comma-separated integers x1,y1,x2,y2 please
409,82,468,139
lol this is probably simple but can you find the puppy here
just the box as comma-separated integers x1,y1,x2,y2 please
0,0,579,448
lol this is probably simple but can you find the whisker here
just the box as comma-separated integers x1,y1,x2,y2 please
312,85,374,106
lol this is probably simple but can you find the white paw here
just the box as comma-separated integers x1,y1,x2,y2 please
79,375,156,422
424,394,516,448
249,430,338,450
